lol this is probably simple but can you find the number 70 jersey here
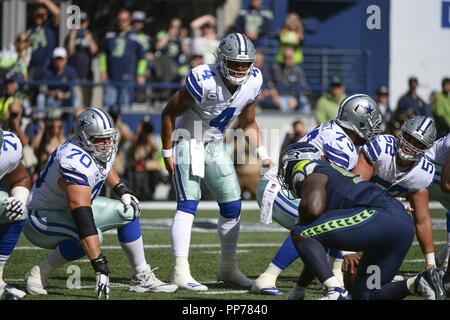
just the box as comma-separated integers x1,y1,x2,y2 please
178,63,263,142
27,137,116,211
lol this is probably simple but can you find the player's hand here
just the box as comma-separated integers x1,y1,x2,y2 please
261,159,274,168
164,156,175,175
343,253,360,274
91,253,110,299
2,197,25,221
120,193,141,219
94,272,110,299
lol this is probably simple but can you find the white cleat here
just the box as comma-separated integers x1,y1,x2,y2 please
25,265,48,295
414,268,447,300
129,265,178,293
333,269,345,287
318,287,351,300
0,283,26,299
288,283,306,300
436,246,449,273
251,272,283,296
172,272,208,291
217,265,253,288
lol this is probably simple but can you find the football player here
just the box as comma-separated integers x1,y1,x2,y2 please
425,132,450,293
282,142,446,300
160,33,273,291
23,108,177,298
355,117,437,272
252,94,382,297
0,128,31,300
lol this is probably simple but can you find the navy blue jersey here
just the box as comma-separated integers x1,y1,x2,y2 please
101,29,145,81
289,159,404,215
28,23,58,69
42,64,77,92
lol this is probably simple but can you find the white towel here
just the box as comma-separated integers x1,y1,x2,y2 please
260,181,281,224
190,139,205,178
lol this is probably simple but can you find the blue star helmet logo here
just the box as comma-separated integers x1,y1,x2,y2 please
79,117,91,129
363,105,375,117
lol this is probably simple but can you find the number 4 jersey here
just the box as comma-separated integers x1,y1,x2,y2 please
178,63,263,142
27,137,116,211
361,134,435,197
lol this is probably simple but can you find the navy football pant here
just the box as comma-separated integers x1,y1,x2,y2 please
291,204,414,300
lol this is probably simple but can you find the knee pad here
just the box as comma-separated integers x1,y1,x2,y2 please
118,218,141,243
219,200,241,219
177,200,199,216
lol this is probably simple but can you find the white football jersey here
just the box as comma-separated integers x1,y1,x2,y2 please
178,63,263,142
27,137,116,211
362,134,434,197
0,131,23,180
263,120,358,182
425,133,450,166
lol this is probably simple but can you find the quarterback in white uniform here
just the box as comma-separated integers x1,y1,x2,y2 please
355,116,437,272
24,108,177,298
252,94,382,298
0,129,31,300
161,33,273,291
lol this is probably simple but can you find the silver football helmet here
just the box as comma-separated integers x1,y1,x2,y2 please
74,108,118,163
216,33,256,86
396,116,436,161
335,94,382,142
277,142,322,198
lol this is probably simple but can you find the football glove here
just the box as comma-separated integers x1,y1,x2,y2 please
91,253,110,299
112,182,141,219
2,197,25,221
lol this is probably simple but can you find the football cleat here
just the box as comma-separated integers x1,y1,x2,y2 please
217,265,253,288
0,284,26,300
25,265,48,295
288,283,306,300
318,287,351,300
171,271,208,291
414,268,447,300
251,272,283,296
129,265,178,293
436,246,449,273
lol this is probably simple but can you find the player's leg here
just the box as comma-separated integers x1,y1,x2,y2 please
203,141,251,288
252,179,300,295
169,139,206,290
91,196,177,293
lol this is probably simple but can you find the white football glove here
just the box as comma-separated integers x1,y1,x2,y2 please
2,197,25,221
95,272,110,299
120,194,141,219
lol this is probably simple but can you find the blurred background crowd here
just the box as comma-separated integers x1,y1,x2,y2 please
0,0,449,201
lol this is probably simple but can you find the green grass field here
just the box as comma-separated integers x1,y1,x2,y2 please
4,207,449,301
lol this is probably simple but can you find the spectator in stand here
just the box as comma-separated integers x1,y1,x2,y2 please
100,9,147,112
432,77,450,138
27,0,60,80
131,11,153,104
397,77,433,119
254,49,280,110
36,47,76,110
154,17,190,69
0,73,23,125
0,32,32,81
270,46,311,112
276,12,304,65
232,0,273,48
190,15,220,65
280,120,307,152
374,85,394,134
109,110,132,181
65,11,98,107
127,115,162,200
315,76,347,124
180,54,204,85
31,111,66,181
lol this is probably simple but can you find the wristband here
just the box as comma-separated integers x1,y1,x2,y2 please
112,181,137,198
162,148,173,158
425,252,435,265
256,145,270,161
91,253,110,275
11,186,30,204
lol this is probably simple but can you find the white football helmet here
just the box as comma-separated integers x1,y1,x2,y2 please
74,108,118,163
216,33,256,86
396,116,436,161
